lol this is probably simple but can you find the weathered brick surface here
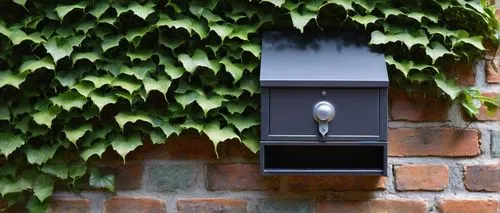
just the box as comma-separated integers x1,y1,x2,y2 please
475,93,500,121
177,198,247,213
317,199,427,213
100,164,143,190
104,197,166,213
217,140,258,159
206,164,279,191
389,90,449,121
257,199,312,213
438,200,499,213
51,198,91,213
492,130,500,158
0,200,26,213
147,164,197,192
485,40,500,84
289,176,386,191
124,132,218,160
389,128,480,157
486,61,500,83
395,164,449,191
464,163,500,192
447,62,476,86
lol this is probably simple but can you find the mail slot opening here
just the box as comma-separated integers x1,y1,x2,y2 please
262,143,386,175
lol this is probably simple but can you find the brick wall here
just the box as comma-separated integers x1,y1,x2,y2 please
5,22,500,213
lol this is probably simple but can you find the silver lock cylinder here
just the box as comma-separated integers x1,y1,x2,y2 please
313,101,335,137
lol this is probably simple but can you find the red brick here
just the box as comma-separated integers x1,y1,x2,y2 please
438,200,499,213
104,197,166,213
177,198,247,213
317,199,427,213
217,140,258,159
389,90,449,121
446,62,475,86
74,163,143,191
127,133,218,160
475,93,500,121
288,176,386,192
464,163,500,192
394,164,448,191
485,39,500,84
51,198,91,213
388,128,480,157
0,200,26,213
206,164,279,191
486,63,500,83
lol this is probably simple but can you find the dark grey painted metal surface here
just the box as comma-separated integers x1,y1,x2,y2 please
260,31,388,87
259,30,388,176
262,87,387,141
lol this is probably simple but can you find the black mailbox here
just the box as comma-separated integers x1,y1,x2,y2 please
260,31,388,176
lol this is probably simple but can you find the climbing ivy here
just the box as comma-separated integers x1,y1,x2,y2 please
0,0,498,211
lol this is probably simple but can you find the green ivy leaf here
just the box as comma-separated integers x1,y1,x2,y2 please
0,70,27,89
64,123,92,145
117,1,155,20
385,55,437,77
0,176,32,196
160,122,182,138
455,36,485,50
324,0,355,11
33,174,54,202
143,74,171,97
114,112,153,129
82,74,114,89
26,196,48,213
196,93,225,116
41,164,68,179
111,75,142,94
290,8,317,33
33,106,62,127
149,130,166,144
223,114,259,132
434,73,461,100
69,164,87,180
261,0,285,7
370,30,429,49
89,91,118,111
50,91,87,111
72,81,95,97
26,144,59,165
351,15,379,28
110,134,142,162
80,139,108,161
44,36,85,62
89,168,114,192
89,1,110,19
71,52,102,64
203,121,240,154
120,61,155,80
55,2,86,20
426,42,456,64
0,133,25,158
209,23,233,39
221,58,245,82
13,0,26,7
241,42,261,58
101,35,123,52
241,130,259,153
0,104,9,120
19,57,55,73
178,49,220,73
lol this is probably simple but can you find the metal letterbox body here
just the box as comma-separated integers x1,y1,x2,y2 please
260,31,388,176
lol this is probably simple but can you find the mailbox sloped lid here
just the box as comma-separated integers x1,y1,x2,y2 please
260,31,388,87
